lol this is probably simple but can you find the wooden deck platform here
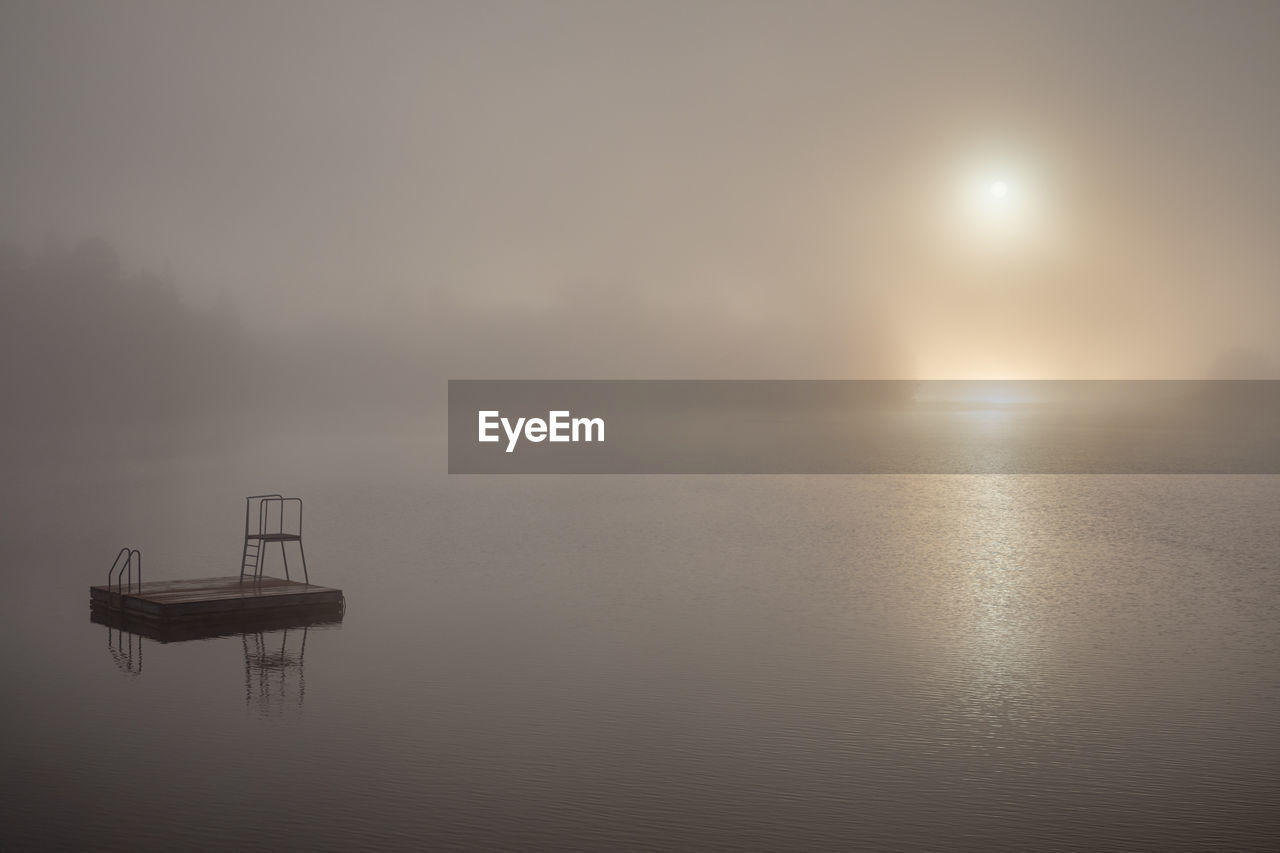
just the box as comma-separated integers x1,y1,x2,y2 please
90,576,344,623
91,601,343,642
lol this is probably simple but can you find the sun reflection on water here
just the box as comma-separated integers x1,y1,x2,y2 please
947,477,1052,745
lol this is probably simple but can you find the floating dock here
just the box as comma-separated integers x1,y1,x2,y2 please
91,590,343,642
90,494,343,627
90,575,344,624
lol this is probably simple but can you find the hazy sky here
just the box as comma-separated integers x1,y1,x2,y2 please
2,1,1277,378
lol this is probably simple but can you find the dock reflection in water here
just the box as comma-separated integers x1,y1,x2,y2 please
90,605,343,713
105,619,143,676
243,625,309,715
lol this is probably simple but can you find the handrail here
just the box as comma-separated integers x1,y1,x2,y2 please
266,497,302,538
245,494,284,538
108,547,142,597
107,547,130,588
254,496,302,538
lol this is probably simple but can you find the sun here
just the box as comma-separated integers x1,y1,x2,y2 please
930,147,1057,262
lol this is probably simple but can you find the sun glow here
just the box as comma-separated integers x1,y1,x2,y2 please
937,152,1055,260
915,380,1043,407
889,139,1070,380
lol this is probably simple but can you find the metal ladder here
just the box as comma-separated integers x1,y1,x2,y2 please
107,547,142,605
240,494,309,584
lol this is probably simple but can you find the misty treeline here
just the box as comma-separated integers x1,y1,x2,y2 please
0,238,422,433
1,235,912,439
0,238,237,426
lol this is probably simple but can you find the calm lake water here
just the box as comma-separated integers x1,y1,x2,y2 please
2,424,1278,851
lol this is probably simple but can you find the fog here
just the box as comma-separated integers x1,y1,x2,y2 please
2,0,1278,440
5,10,1280,848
